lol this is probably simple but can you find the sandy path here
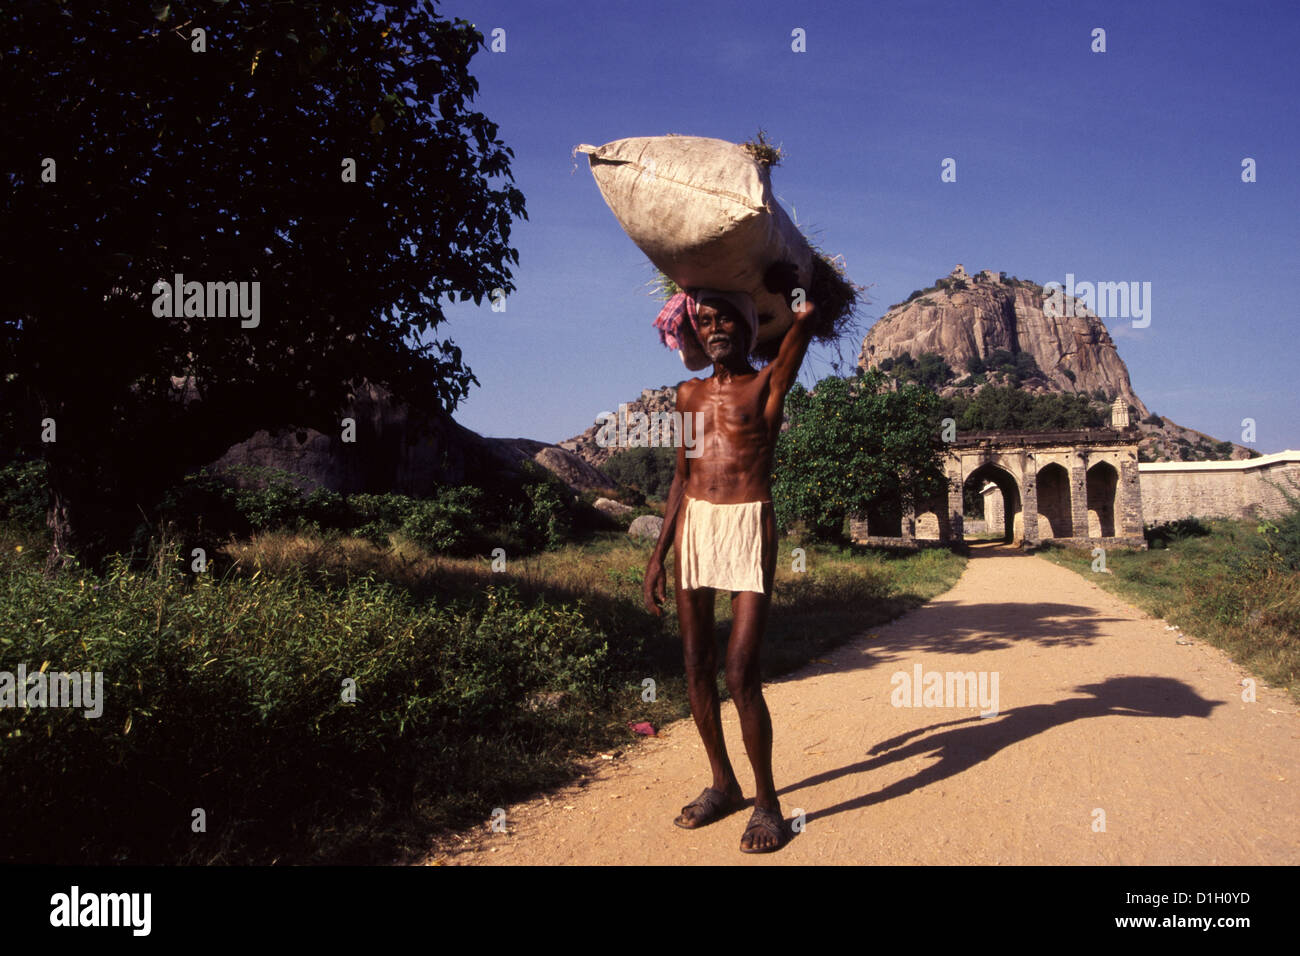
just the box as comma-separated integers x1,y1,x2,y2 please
431,544,1299,865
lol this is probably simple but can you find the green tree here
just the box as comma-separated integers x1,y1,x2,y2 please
939,386,1103,432
602,446,677,500
2,1,526,570
773,369,949,542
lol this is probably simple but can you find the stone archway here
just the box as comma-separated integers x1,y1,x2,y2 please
850,429,1146,550
965,463,1020,544
864,490,903,538
1036,462,1073,538
915,509,942,540
1087,461,1119,537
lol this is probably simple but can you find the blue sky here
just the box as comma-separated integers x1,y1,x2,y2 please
434,0,1299,453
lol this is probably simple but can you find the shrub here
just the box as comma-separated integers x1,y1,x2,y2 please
1145,516,1211,548
348,492,418,545
0,547,612,863
601,446,677,500
885,351,953,389
401,487,484,556
1255,480,1300,571
525,478,572,551
0,458,49,528
235,479,310,532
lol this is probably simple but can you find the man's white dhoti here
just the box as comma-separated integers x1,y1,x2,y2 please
679,495,767,594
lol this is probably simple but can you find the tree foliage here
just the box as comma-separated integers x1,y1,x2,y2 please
939,386,1104,432
2,0,526,568
773,369,949,541
601,446,677,501
878,351,953,389
965,348,1042,385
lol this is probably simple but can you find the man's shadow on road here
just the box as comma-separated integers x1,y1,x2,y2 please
779,676,1222,825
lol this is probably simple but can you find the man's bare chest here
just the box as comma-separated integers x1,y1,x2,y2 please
681,377,770,437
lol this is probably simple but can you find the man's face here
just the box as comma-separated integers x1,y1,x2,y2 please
694,299,749,363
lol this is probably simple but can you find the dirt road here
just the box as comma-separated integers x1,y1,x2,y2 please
432,544,1299,865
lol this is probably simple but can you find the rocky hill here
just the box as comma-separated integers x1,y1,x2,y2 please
561,387,680,468
859,265,1148,415
856,265,1252,462
210,380,614,495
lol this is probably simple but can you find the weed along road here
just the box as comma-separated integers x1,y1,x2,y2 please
432,543,1300,865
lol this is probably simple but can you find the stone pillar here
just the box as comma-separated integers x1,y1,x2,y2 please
1119,457,1146,540
935,497,953,543
947,459,965,542
901,499,916,543
1022,460,1040,546
1070,453,1089,542
849,515,868,542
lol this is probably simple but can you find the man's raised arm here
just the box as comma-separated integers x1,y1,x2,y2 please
762,260,817,407
766,298,816,403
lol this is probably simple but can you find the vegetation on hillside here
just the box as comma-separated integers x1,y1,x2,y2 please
938,386,1106,432
601,447,678,502
877,351,954,389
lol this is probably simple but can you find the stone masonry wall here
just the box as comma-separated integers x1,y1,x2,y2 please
1139,453,1300,524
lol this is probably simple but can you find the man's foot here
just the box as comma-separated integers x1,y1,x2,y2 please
739,806,789,853
674,786,745,829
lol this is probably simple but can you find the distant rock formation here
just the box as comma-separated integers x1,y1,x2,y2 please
858,265,1150,418
210,380,614,495
561,386,679,468
856,266,1252,462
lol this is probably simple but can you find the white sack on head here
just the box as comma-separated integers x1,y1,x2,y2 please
575,135,814,360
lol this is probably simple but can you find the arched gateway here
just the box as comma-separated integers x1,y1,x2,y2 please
849,426,1147,549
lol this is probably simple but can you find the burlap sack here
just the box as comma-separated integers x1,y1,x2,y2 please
576,135,813,350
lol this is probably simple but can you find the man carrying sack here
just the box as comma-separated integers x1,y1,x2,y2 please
644,262,814,853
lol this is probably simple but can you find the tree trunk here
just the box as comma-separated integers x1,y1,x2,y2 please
44,458,113,575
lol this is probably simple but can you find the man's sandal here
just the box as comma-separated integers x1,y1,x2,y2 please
674,787,744,829
739,806,790,853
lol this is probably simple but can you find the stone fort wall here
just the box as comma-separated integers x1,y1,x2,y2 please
1139,451,1300,524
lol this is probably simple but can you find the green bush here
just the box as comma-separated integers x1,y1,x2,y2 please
235,480,309,532
526,479,572,551
347,492,417,545
883,351,953,389
0,545,612,863
601,446,677,501
401,486,484,556
1255,481,1300,571
0,458,48,528
1145,516,1212,548
938,386,1103,432
348,492,417,527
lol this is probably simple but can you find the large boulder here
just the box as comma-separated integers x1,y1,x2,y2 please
209,380,616,495
627,514,665,539
593,497,635,517
210,380,484,495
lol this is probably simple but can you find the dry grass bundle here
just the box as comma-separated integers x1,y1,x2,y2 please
650,251,864,365
750,251,864,363
740,129,784,167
